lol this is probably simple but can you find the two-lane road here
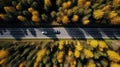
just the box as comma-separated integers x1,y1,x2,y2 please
0,28,120,39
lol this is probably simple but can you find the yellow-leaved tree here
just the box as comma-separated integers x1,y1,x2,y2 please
44,0,52,6
93,9,104,20
0,13,9,21
17,15,27,22
62,15,70,24
110,16,120,25
32,15,40,23
77,0,86,7
86,60,96,67
62,1,72,9
107,11,118,19
84,1,91,8
4,6,16,13
72,15,79,22
113,0,120,7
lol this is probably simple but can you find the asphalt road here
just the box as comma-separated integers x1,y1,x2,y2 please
0,28,120,39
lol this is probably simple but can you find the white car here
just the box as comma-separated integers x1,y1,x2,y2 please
42,30,60,35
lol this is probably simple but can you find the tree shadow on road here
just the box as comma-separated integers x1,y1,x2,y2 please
0,28,37,40
28,28,37,37
82,28,104,40
64,28,86,40
100,28,120,40
64,28,120,40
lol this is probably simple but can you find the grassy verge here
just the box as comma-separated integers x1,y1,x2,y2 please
0,39,119,45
